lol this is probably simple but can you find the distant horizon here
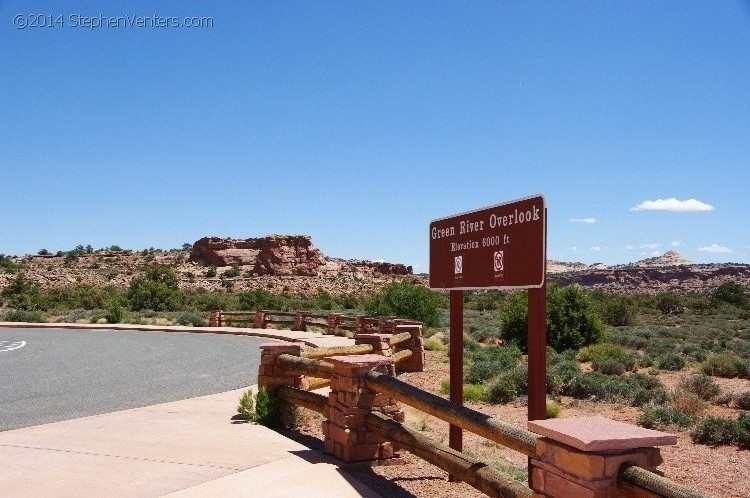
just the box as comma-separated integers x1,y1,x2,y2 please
2,236,747,269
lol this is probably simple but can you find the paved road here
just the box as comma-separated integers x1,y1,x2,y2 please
0,327,265,431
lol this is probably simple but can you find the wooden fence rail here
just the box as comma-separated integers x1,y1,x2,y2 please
259,343,708,498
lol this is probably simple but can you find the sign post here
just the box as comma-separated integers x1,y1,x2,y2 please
429,194,547,460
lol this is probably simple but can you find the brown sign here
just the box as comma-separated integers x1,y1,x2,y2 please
429,195,546,290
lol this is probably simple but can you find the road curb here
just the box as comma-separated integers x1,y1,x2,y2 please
0,321,350,348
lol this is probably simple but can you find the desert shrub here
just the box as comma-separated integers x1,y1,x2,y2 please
639,354,654,367
465,345,522,383
691,415,750,448
127,265,182,312
701,353,744,378
600,294,637,327
669,390,707,417
237,389,254,422
656,292,683,315
105,303,125,324
439,379,450,395
577,343,638,372
237,289,286,311
424,333,447,351
546,359,581,395
562,371,666,406
546,400,561,418
593,359,626,375
312,290,334,310
464,384,485,402
501,285,605,353
678,374,721,400
176,312,206,327
484,365,527,404
638,405,694,429
335,293,359,310
656,353,686,371
735,392,750,410
206,265,217,277
680,343,708,363
711,281,748,308
362,281,441,327
193,291,232,312
0,273,39,310
2,308,45,322
224,264,241,278
253,387,281,428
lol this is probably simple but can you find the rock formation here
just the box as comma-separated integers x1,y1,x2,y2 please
190,235,326,276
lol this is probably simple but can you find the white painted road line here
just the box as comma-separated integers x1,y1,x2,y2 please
0,340,26,352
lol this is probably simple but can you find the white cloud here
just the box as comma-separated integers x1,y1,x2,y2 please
591,246,601,252
698,244,733,253
649,251,661,257
671,240,681,247
631,198,714,212
640,243,660,250
569,218,598,224
624,244,634,250
570,246,577,252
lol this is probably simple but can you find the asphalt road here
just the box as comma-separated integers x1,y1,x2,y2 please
0,327,265,431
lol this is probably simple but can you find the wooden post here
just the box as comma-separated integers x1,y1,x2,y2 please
449,290,464,456
527,285,547,422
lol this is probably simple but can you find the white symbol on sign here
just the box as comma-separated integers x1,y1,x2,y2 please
494,251,504,272
454,256,463,275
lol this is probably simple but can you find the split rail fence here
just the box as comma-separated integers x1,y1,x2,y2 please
257,340,711,498
209,310,418,338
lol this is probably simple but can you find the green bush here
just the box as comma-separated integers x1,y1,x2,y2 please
656,292,683,315
463,384,485,402
0,273,39,310
735,392,750,410
127,265,182,312
690,415,750,448
562,371,667,406
465,345,522,383
546,400,561,418
656,353,685,371
669,390,707,417
577,343,638,372
483,365,527,404
176,312,206,327
711,281,748,308
237,389,254,422
701,353,744,378
2,309,45,323
600,295,637,327
638,405,694,429
362,281,441,327
253,387,282,428
677,374,721,400
501,285,605,353
105,303,125,324
193,291,232,312
237,289,286,312
546,359,581,395
206,265,217,278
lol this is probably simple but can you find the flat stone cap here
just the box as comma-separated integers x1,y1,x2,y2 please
529,416,677,452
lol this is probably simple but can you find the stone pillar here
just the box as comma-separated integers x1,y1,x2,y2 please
323,354,404,463
354,333,392,358
257,343,308,391
328,313,342,335
393,324,425,373
208,310,219,327
254,311,266,329
355,315,366,335
527,416,676,498
293,312,307,332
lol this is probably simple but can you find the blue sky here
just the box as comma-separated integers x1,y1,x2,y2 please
1,1,749,271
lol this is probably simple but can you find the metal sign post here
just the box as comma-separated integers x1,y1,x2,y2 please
429,194,547,463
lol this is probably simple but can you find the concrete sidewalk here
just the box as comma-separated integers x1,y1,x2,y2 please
0,387,381,498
